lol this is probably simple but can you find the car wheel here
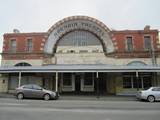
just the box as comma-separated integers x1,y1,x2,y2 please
17,93,24,100
147,95,155,102
44,94,50,101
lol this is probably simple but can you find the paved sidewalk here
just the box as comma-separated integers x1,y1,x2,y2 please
0,93,137,101
0,93,15,98
59,95,137,101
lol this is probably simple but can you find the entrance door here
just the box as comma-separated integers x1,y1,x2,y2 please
99,79,106,95
75,75,81,93
98,73,107,95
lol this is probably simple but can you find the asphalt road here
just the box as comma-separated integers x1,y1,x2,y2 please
0,98,160,120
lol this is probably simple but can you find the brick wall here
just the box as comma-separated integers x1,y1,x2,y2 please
2,32,47,60
2,29,159,60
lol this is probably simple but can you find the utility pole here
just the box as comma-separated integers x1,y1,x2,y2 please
150,41,156,66
150,40,157,86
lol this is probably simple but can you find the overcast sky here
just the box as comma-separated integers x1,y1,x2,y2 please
0,0,160,52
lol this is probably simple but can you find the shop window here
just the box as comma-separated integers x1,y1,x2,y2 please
123,76,132,88
63,73,72,86
143,76,152,89
133,77,142,88
9,76,18,90
84,73,94,86
123,74,152,89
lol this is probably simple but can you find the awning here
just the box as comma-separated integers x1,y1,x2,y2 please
0,64,160,73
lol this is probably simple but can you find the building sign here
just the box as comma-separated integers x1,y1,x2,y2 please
45,16,115,54
53,20,105,39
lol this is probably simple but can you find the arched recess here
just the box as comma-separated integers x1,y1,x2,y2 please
55,30,104,53
127,61,147,66
15,62,32,67
44,16,115,55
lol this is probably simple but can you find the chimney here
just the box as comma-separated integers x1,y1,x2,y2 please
13,29,20,33
144,25,150,31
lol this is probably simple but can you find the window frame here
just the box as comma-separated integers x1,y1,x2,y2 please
26,38,33,52
143,35,152,51
123,74,152,89
84,73,94,86
126,36,134,52
62,73,72,86
9,39,17,52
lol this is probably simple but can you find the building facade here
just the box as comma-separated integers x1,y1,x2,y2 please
0,16,160,95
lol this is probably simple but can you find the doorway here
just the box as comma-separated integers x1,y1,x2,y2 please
75,74,81,93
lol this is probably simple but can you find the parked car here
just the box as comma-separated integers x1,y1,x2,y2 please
15,84,59,100
136,87,160,102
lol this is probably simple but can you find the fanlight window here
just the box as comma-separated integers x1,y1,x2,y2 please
127,61,146,66
15,62,31,67
58,30,101,46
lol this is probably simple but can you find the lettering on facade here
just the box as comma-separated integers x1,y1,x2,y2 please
54,21,104,39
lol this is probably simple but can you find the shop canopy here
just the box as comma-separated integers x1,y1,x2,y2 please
0,64,160,73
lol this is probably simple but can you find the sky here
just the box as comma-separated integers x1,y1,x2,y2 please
0,0,160,53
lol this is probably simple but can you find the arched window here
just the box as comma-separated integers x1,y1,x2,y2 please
57,30,101,47
127,61,147,66
15,62,31,67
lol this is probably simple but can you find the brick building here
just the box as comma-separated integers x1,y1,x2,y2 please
0,16,160,95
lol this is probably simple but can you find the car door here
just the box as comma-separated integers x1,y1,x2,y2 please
156,87,160,100
152,87,160,100
32,85,44,98
22,85,34,98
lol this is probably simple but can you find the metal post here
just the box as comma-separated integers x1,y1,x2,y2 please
55,72,58,92
18,72,21,87
96,72,99,98
136,71,139,91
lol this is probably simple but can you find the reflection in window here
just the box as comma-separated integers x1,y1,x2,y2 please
63,73,72,86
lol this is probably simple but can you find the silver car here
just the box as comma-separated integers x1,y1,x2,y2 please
136,87,160,102
15,84,59,100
